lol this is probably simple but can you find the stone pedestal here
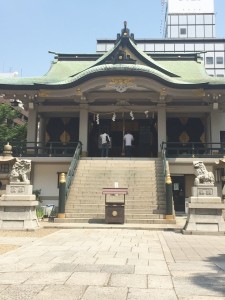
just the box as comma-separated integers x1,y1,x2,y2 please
183,185,225,235
0,183,39,230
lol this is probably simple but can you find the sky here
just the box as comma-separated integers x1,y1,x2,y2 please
0,0,225,77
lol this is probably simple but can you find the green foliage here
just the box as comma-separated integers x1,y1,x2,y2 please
0,104,27,143
36,206,44,219
33,189,42,202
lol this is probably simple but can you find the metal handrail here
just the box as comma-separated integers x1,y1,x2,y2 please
161,142,174,218
65,141,82,202
161,141,225,158
0,141,79,157
161,142,167,180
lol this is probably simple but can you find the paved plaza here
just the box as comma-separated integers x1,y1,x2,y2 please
0,227,225,299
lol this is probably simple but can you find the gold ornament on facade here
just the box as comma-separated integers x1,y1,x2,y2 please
107,78,136,93
200,132,205,143
112,210,118,217
193,89,205,97
60,131,70,144
38,90,49,97
75,88,82,96
166,174,172,184
179,131,190,143
59,173,66,183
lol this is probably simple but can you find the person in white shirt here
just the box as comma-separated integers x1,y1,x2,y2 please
100,132,110,157
123,131,134,157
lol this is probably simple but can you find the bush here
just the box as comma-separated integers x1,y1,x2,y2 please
33,189,42,202
36,206,44,219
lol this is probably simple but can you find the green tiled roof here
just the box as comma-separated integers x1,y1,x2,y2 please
45,63,202,86
0,31,225,89
45,60,94,81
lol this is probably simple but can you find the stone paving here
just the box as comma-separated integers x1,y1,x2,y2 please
0,228,225,299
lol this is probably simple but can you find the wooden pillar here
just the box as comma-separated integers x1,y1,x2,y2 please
79,104,89,156
27,105,38,154
157,104,166,156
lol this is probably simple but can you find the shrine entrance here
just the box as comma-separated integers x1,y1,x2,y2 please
88,115,158,158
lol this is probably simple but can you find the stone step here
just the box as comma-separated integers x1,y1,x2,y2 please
68,188,164,194
54,217,174,224
65,158,166,224
65,207,163,214
76,170,163,172
126,218,176,224
65,212,165,219
66,199,166,205
66,197,165,203
66,203,165,211
68,192,165,198
72,175,164,179
71,179,164,183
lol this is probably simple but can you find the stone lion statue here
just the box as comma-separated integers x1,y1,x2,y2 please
193,161,215,186
9,159,31,184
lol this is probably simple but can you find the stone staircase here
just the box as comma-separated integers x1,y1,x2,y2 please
57,158,174,224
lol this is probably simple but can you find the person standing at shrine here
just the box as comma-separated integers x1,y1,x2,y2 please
99,131,110,157
123,131,134,157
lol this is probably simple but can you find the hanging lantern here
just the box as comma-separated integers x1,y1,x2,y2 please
112,113,116,122
144,110,149,118
96,114,100,125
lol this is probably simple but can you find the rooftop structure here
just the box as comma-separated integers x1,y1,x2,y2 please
97,0,224,77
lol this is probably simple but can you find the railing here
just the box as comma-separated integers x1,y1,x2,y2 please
57,141,82,217
161,142,225,158
161,142,167,179
161,142,174,218
0,141,79,157
65,141,82,201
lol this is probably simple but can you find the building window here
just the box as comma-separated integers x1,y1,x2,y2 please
188,25,195,38
165,43,174,52
137,44,145,51
179,15,187,24
170,26,179,38
155,44,165,52
215,44,225,51
205,25,213,38
180,28,186,35
188,15,195,24
171,15,178,25
185,44,194,52
216,57,224,64
96,44,106,52
205,44,214,51
145,44,154,51
206,57,214,64
196,14,204,24
196,25,204,38
217,74,224,77
204,14,213,24
195,44,204,51
175,44,184,52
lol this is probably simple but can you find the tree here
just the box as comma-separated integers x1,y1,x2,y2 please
0,104,27,144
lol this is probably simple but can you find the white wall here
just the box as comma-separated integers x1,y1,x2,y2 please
168,0,214,14
31,162,70,200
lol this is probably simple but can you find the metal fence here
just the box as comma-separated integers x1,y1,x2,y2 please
161,142,225,158
0,141,79,157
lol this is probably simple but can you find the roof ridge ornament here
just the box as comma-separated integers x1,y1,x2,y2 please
115,21,135,44
124,21,127,30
